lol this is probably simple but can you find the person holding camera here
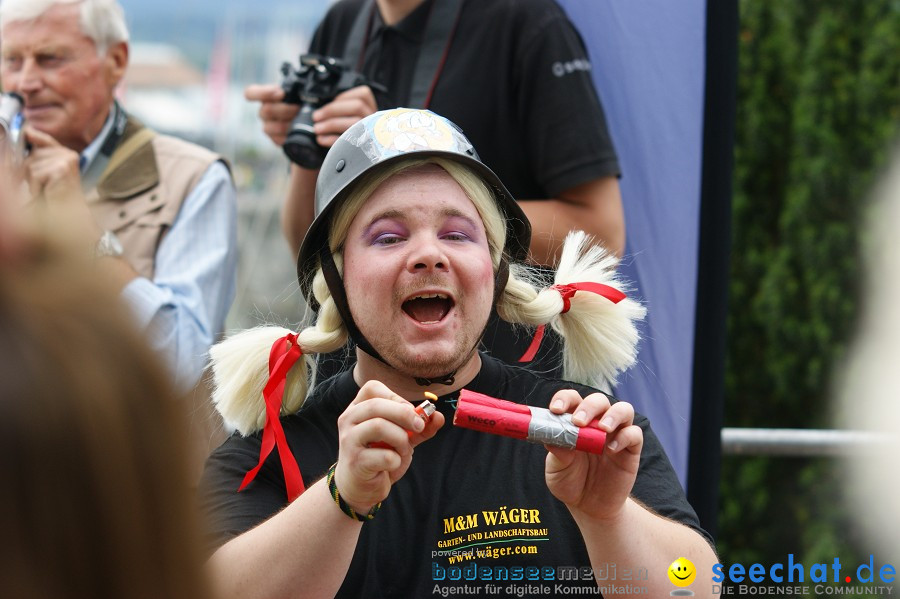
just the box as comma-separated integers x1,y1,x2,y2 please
199,108,716,599
0,0,238,475
246,0,624,376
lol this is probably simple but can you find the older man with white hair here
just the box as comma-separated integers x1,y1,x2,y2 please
0,0,238,471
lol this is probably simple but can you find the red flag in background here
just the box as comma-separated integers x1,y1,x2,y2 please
206,32,231,124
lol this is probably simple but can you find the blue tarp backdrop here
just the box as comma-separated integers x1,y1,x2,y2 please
557,0,709,488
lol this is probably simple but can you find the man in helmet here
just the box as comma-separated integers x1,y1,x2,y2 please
200,109,715,598
247,0,624,377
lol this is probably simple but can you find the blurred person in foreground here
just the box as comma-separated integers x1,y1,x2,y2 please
246,0,624,376
0,164,213,599
0,0,239,471
837,146,900,557
200,109,716,598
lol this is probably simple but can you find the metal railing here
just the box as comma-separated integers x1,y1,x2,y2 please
721,428,896,457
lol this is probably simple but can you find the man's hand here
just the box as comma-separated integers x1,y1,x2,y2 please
244,84,296,147
23,125,84,203
22,125,100,245
543,390,642,522
334,380,444,514
309,85,377,149
244,83,377,153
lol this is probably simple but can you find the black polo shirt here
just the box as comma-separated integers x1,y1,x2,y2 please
309,0,621,203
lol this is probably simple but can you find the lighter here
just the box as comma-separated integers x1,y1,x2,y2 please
369,392,437,449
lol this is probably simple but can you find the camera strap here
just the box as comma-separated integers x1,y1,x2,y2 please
343,0,464,109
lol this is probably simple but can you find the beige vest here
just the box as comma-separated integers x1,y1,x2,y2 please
85,117,229,481
85,116,223,280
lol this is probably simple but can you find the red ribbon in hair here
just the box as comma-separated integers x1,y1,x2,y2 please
518,282,627,363
238,333,306,501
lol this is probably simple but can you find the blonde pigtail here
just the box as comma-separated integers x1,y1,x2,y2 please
552,231,645,390
497,231,645,391
209,269,349,436
209,326,301,435
496,262,572,354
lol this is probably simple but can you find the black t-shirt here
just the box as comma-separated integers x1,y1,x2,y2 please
201,355,710,598
308,0,621,378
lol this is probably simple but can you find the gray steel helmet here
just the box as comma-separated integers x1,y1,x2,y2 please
296,108,531,305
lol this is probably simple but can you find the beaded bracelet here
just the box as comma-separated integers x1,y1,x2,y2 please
326,462,381,521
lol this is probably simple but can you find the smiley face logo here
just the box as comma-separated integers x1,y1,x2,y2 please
668,557,696,587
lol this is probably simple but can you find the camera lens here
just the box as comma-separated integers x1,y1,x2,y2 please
283,104,325,169
284,133,324,169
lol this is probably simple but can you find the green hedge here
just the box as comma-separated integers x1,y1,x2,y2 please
720,0,900,594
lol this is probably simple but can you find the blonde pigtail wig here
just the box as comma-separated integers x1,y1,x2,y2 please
551,231,645,390
497,231,646,391
209,268,349,436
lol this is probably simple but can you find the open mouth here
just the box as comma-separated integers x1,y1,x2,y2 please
402,293,454,324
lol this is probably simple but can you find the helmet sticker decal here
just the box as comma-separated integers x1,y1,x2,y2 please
348,108,473,162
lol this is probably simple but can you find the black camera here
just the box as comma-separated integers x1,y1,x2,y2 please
280,54,381,169
0,92,27,164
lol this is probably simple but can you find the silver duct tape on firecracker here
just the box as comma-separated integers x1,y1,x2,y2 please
527,407,580,449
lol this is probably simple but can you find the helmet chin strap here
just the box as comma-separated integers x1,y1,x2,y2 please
413,373,457,387
318,246,510,388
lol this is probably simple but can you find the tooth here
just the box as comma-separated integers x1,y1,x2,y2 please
408,293,449,301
